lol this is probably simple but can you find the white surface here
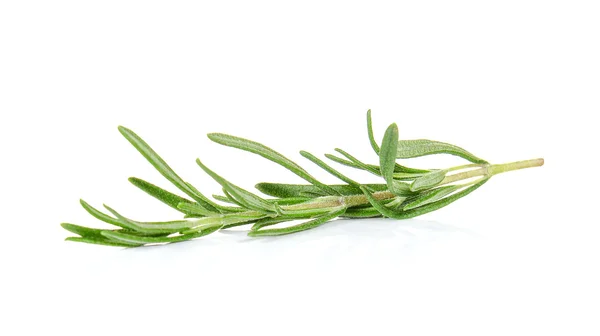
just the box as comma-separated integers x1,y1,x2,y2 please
1,1,598,335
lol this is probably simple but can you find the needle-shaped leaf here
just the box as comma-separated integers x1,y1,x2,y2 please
410,169,446,191
62,222,170,243
196,159,277,213
298,191,328,198
222,188,246,208
271,197,312,206
325,153,371,172
80,199,128,228
118,126,219,212
384,196,407,209
213,194,310,206
367,109,380,154
403,185,461,210
329,149,381,175
128,177,193,214
255,183,388,198
248,207,346,237
101,226,221,245
329,149,429,175
393,164,432,174
61,223,111,240
176,202,219,217
212,194,235,204
392,172,426,180
104,205,198,233
359,186,404,219
63,223,172,239
341,207,382,218
300,151,362,188
221,219,261,229
66,236,142,247
380,123,406,196
361,179,488,219
207,133,338,195
396,139,487,164
63,218,170,237
250,217,294,231
183,182,243,213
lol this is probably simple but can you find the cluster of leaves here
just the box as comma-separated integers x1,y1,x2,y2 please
62,111,497,247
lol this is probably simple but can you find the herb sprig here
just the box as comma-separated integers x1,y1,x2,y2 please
62,111,544,247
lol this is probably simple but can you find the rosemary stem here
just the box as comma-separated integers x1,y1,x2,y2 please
281,158,544,212
280,191,395,211
488,158,545,174
217,158,543,221
445,163,483,172
441,158,544,185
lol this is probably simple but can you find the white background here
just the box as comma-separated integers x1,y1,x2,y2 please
1,1,599,335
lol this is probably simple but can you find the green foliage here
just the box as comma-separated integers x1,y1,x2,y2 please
396,139,487,164
410,170,446,192
62,111,543,247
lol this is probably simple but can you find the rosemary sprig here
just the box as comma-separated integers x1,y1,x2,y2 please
62,111,544,247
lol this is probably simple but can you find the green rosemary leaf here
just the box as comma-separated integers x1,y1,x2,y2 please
212,194,235,204
329,150,381,175
217,194,310,206
62,221,170,238
207,133,338,195
118,126,220,212
367,109,380,154
254,183,325,198
248,207,346,237
300,151,362,188
396,139,487,164
177,202,218,217
384,196,407,209
221,219,259,229
392,181,419,196
183,182,242,213
341,207,382,218
80,199,128,228
64,221,172,241
196,159,276,213
325,153,371,173
403,185,461,211
393,164,431,174
251,217,294,231
380,123,405,196
359,186,405,219
271,197,312,205
392,172,426,180
400,179,489,217
103,205,197,233
277,205,341,218
330,149,429,176
359,188,399,218
410,169,446,191
222,188,246,208
128,177,193,214
61,223,109,240
255,183,388,198
101,227,218,245
66,236,142,247
361,179,488,219
298,191,328,198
